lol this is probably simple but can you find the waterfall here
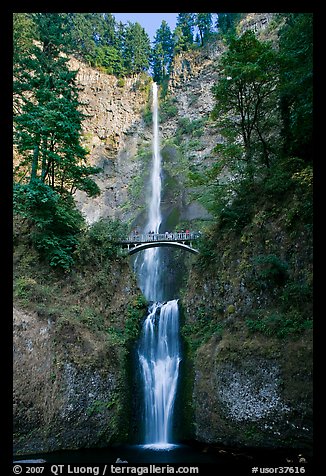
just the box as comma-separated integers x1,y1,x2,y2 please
136,82,163,301
138,300,181,447
136,83,181,448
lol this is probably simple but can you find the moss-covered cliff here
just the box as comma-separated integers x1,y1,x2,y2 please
180,168,313,450
13,218,147,455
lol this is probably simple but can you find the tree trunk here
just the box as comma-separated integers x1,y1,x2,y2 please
30,143,39,183
41,137,48,181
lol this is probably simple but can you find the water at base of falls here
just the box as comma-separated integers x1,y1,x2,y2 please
137,300,181,446
140,443,179,450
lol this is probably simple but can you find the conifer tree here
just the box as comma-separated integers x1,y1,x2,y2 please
152,20,174,83
123,22,151,74
13,13,100,196
278,13,313,161
195,13,213,45
174,13,195,52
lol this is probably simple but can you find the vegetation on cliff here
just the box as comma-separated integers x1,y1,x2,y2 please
179,12,312,348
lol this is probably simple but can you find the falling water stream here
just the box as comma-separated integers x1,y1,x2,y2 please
136,83,181,449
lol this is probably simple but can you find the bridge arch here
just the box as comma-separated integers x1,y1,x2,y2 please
127,241,199,255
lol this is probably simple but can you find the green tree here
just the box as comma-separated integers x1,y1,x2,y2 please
13,180,85,270
65,13,97,64
174,13,195,52
123,22,151,74
211,30,279,174
13,13,36,66
94,44,125,76
195,13,213,46
152,20,174,83
278,13,313,161
216,13,242,36
13,13,100,196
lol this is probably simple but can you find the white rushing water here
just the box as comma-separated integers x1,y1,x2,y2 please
136,83,181,448
136,82,163,301
138,300,181,447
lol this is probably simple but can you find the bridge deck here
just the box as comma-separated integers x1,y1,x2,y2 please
121,232,200,245
119,232,201,255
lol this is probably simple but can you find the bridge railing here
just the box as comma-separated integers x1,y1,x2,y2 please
121,232,201,244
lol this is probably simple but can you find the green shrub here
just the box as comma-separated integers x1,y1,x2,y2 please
76,218,128,266
182,304,224,350
176,117,205,137
106,294,147,346
160,98,178,122
246,310,312,338
281,281,312,307
13,180,85,270
117,78,125,88
142,105,152,126
252,254,289,287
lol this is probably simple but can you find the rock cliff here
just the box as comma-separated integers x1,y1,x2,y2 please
13,257,146,455
68,59,152,224
180,186,313,450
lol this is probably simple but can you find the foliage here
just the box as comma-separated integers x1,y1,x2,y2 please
278,13,313,161
123,22,151,74
246,309,312,338
152,20,174,83
76,218,129,266
182,306,224,350
173,13,195,53
195,13,213,46
216,13,243,37
13,13,101,196
211,30,280,172
281,281,312,307
176,117,206,138
13,180,85,270
106,295,148,346
159,97,178,122
252,254,289,287
13,13,37,65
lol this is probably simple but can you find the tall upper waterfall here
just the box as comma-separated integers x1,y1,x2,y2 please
137,82,163,302
136,83,181,448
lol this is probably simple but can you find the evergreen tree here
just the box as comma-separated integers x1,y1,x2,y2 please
152,20,174,83
13,13,36,65
13,13,100,196
195,13,213,46
123,22,151,74
278,13,313,161
174,13,195,52
216,13,242,36
66,13,98,65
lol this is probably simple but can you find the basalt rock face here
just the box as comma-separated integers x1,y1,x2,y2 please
68,58,151,225
64,14,278,230
190,332,312,449
13,259,144,455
